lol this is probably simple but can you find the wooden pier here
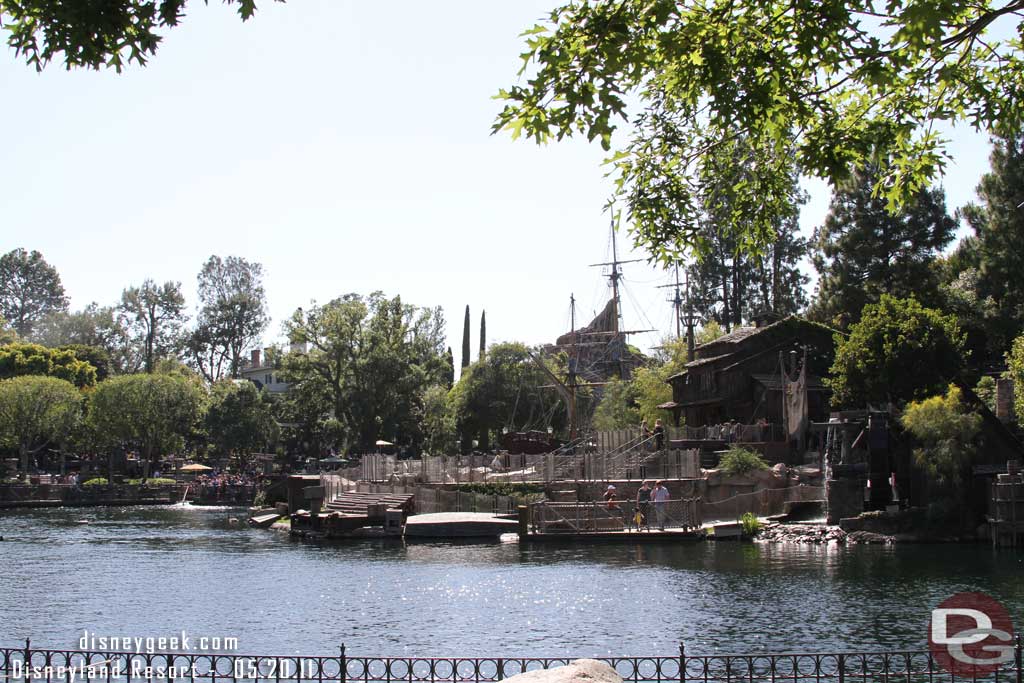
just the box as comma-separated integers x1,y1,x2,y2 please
517,499,706,543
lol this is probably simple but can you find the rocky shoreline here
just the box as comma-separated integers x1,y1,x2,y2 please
755,522,894,545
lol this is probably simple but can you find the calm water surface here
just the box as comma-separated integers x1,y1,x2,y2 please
0,505,1021,657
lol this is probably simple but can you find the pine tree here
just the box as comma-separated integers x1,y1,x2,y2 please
958,131,1024,355
461,305,471,369
685,137,809,329
809,165,956,329
479,310,487,360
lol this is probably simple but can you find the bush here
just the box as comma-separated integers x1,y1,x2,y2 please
81,477,108,486
125,478,177,486
900,384,980,489
740,512,762,536
719,447,770,476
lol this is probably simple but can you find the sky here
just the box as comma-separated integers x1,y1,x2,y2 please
0,1,998,371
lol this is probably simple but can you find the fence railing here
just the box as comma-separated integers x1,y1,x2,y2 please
354,450,699,486
4,642,1020,683
354,482,531,516
530,498,702,534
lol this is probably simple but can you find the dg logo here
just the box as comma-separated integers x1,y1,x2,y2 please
930,592,1017,675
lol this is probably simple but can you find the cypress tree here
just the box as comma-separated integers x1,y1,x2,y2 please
479,310,487,360
444,347,455,389
461,305,471,369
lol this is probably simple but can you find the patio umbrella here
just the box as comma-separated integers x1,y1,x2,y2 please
180,463,213,472
375,440,394,447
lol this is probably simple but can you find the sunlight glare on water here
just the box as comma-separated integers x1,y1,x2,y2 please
1,505,1022,658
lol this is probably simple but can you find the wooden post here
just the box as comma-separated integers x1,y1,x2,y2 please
518,505,529,540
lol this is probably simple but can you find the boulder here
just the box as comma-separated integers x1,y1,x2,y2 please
502,660,622,683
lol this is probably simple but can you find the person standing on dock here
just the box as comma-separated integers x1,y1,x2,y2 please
652,480,670,530
636,480,652,531
653,419,665,451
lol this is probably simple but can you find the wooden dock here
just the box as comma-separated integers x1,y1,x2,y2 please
404,512,518,538
521,527,706,543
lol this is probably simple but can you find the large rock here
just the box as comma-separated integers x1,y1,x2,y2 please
502,660,622,683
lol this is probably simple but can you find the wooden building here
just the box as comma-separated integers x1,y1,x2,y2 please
664,316,838,427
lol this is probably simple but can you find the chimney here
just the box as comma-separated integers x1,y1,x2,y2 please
251,349,261,367
996,378,1016,423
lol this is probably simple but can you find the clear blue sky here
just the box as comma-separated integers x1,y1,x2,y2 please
0,1,995,368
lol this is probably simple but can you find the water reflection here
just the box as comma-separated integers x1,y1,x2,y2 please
0,507,1021,658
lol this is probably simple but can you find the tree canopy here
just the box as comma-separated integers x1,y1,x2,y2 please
0,248,69,338
1,0,274,71
0,375,83,475
448,342,566,452
810,166,956,329
495,0,1024,261
828,295,966,407
187,255,269,382
204,379,277,464
282,292,448,453
88,372,205,467
120,279,186,374
0,342,97,387
955,129,1024,356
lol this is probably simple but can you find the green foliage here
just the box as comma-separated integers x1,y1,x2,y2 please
461,305,471,370
495,1,1023,263
686,137,809,328
1006,335,1024,423
455,482,546,497
809,166,956,329
120,280,186,374
975,376,997,413
421,384,457,455
125,477,177,485
900,385,981,489
31,303,139,375
204,380,278,462
740,512,762,536
718,447,770,476
695,321,725,346
592,377,640,430
0,248,68,338
187,255,269,382
0,342,97,387
282,292,448,454
88,373,205,464
828,295,965,407
2,0,266,71
0,375,83,474
82,477,109,487
449,342,565,452
956,130,1024,357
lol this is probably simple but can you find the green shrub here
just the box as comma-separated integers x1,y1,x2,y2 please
125,477,177,486
719,447,770,476
740,512,762,536
82,477,108,487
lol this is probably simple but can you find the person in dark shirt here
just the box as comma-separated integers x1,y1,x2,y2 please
635,480,652,531
653,419,665,451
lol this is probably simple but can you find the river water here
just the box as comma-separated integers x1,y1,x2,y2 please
0,505,1021,658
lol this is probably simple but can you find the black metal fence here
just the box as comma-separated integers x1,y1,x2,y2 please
2,640,1021,683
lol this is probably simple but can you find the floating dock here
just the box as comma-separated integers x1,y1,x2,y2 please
404,512,518,538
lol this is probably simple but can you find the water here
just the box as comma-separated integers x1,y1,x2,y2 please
1,506,1022,658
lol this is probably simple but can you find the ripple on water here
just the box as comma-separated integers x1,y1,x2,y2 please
1,507,1021,657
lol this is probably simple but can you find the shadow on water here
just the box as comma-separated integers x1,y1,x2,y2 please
1,506,1022,657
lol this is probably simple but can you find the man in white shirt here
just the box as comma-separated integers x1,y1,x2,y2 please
651,480,670,530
